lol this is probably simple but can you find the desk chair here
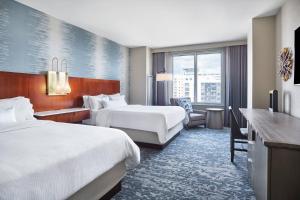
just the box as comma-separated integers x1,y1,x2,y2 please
229,106,248,162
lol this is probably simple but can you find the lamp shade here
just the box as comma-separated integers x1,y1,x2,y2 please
64,73,71,94
56,71,66,95
156,73,172,81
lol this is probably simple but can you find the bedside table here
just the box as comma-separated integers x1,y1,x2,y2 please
206,108,224,129
34,108,90,123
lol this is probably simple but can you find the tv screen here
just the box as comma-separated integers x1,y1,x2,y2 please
295,26,300,84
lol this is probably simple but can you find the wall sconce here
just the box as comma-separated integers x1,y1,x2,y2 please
47,57,71,95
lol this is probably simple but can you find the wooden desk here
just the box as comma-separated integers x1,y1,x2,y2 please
34,108,90,123
240,108,300,200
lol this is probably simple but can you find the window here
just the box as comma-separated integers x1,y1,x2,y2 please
172,55,195,102
172,51,223,105
197,53,222,104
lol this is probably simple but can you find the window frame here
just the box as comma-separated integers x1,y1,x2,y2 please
171,48,225,106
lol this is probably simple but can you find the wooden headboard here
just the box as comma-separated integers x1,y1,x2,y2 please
0,71,120,112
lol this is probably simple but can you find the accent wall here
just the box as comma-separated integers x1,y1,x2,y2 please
0,0,129,96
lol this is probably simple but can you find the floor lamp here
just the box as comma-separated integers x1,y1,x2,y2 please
156,73,172,105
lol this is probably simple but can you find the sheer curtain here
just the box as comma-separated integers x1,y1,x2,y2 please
224,45,248,127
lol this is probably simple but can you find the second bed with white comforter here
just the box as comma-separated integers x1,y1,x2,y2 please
89,105,186,145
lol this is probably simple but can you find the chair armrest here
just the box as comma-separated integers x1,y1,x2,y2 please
192,109,207,116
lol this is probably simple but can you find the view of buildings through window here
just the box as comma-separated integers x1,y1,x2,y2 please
172,52,222,104
173,55,195,101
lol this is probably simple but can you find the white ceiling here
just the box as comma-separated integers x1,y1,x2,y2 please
16,0,286,48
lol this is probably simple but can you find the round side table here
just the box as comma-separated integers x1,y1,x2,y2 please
206,108,224,129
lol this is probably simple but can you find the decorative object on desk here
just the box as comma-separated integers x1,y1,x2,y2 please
279,47,293,81
47,57,71,95
269,90,278,112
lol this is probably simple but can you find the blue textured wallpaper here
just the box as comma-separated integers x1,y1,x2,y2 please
0,0,129,95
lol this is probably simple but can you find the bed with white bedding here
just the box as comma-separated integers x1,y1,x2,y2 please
83,94,186,147
0,120,139,200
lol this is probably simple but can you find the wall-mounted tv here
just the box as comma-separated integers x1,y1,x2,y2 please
294,26,300,84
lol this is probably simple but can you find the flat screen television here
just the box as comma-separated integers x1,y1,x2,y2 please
294,26,300,84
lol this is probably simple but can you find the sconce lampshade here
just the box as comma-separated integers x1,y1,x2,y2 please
156,73,173,81
55,72,67,95
64,73,71,94
47,71,57,95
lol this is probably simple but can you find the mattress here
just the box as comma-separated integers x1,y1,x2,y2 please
89,105,185,144
0,120,140,200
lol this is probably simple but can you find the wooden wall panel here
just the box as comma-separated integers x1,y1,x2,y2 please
0,71,30,99
0,71,120,112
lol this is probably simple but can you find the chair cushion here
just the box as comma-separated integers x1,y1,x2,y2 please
190,113,206,121
177,98,193,113
240,128,248,136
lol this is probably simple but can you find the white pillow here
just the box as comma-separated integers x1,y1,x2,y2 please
89,95,109,110
0,107,16,123
102,96,127,108
108,93,121,100
109,94,125,101
82,95,91,108
0,97,35,121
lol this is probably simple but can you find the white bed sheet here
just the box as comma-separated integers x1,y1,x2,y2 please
92,105,185,144
0,120,140,200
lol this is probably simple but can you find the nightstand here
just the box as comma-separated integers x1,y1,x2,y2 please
34,108,90,123
206,108,224,129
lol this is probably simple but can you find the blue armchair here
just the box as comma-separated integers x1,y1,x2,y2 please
170,97,207,128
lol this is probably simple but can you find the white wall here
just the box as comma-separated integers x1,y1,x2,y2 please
129,46,152,105
146,47,153,105
247,24,253,109
275,0,300,117
248,16,276,109
276,10,283,112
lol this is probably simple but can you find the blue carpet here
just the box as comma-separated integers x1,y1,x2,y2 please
113,128,255,200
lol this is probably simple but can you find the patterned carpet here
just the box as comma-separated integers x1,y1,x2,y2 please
113,128,255,200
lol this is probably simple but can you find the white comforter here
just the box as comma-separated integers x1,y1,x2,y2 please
95,105,185,143
0,120,140,200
